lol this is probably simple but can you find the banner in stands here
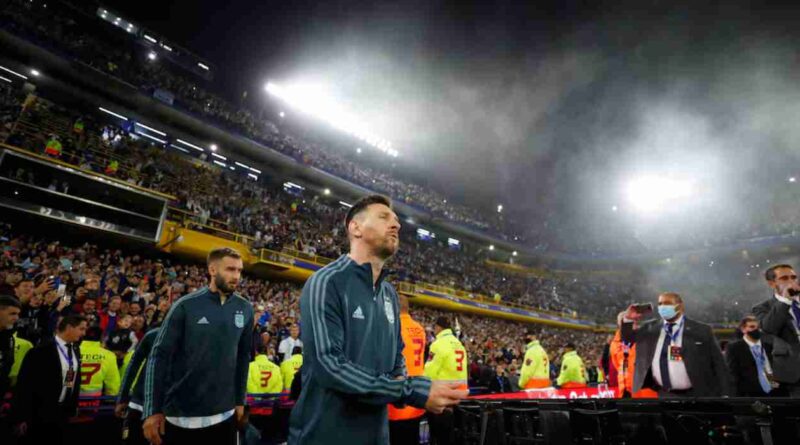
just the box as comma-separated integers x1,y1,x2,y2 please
473,387,619,400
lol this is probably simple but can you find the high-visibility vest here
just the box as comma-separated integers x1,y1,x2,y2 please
610,330,658,398
556,350,587,388
44,138,62,156
389,314,426,421
79,341,121,397
247,355,283,415
520,340,551,389
280,353,303,391
10,333,33,387
424,329,468,389
105,160,119,175
73,120,85,134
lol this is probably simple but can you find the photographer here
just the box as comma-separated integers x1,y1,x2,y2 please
752,264,800,396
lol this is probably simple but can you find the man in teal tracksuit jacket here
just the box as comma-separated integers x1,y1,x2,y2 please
116,326,160,445
289,195,466,445
143,248,254,445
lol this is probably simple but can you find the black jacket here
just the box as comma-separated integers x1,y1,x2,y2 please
12,338,81,425
725,338,775,397
0,328,14,397
488,374,512,394
752,297,800,384
632,316,731,396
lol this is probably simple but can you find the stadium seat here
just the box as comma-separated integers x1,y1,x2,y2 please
499,402,543,444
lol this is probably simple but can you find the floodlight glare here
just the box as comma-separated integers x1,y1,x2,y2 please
625,176,693,213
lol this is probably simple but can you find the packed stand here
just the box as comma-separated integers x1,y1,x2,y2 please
0,0,524,240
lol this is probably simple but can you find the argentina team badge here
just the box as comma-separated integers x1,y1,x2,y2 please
383,294,395,324
234,310,245,328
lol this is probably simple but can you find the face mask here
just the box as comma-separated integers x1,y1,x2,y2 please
658,304,678,320
748,330,762,340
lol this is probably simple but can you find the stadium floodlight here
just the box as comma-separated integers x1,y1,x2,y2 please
134,122,166,136
323,188,331,195
135,130,166,144
497,204,503,213
144,34,157,44
249,167,261,174
489,245,495,251
29,69,40,77
279,111,285,118
356,148,362,154
512,251,518,257
283,181,305,190
790,177,797,183
98,107,128,121
210,144,218,152
0,65,27,80
175,139,204,152
248,173,258,180
625,176,693,213
339,201,353,208
212,160,227,168
234,162,250,169
147,52,157,61
170,144,190,153
0,75,12,83
612,205,618,212
198,62,210,71
265,81,396,156
161,44,173,52
211,153,226,160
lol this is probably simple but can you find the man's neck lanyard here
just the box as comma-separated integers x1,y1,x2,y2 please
664,318,684,344
57,342,74,370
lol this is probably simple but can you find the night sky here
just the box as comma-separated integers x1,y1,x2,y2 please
99,0,800,246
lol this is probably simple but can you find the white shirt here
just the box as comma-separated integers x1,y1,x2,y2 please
743,336,773,376
773,293,800,341
650,316,692,390
278,337,303,362
54,335,77,403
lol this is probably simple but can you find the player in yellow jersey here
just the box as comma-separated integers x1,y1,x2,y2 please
79,326,120,397
281,346,303,391
425,317,468,445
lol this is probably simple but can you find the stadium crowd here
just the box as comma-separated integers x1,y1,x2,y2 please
0,0,521,239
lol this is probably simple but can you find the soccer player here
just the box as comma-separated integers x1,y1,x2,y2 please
424,316,468,445
289,195,466,445
116,326,160,445
143,248,253,445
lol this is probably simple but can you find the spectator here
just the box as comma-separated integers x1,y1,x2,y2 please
0,295,22,401
277,323,302,363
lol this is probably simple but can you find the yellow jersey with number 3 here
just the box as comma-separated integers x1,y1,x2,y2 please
424,328,468,387
248,354,284,394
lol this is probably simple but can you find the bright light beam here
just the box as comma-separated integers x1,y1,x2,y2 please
625,176,693,213
265,82,397,157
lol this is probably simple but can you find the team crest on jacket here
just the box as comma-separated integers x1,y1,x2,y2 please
383,294,395,324
234,311,245,328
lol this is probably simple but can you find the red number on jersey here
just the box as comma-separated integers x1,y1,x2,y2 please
412,338,424,366
455,350,465,372
260,371,273,387
80,363,102,385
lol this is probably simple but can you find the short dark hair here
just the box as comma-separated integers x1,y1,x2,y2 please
84,325,103,341
564,342,576,350
292,346,303,355
344,195,392,236
57,314,87,332
207,247,242,265
0,295,21,310
739,315,758,329
765,264,794,282
435,316,451,330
